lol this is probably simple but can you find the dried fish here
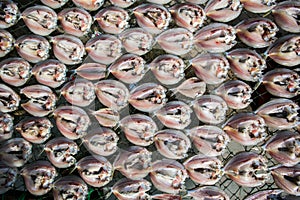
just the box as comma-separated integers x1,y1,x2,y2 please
72,0,104,11
75,62,107,81
0,29,14,57
186,186,229,200
205,0,242,22
41,0,69,9
240,0,276,13
244,190,283,200
109,0,136,8
171,77,206,99
0,162,17,195
0,112,13,141
0,0,20,29
91,108,119,128
0,83,20,113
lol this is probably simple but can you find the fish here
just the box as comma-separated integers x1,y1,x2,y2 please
0,138,32,168
45,137,79,168
265,130,300,167
22,5,57,36
0,57,31,87
61,79,95,107
186,125,230,157
76,155,113,187
223,113,266,146
75,62,107,81
51,34,86,65
244,190,283,200
263,68,300,98
194,23,237,53
0,83,20,113
15,35,50,63
0,162,18,195
192,94,228,124
32,59,67,88
150,54,185,85
213,80,252,110
0,112,13,141
0,29,14,57
183,155,223,185
53,106,91,140
114,146,152,180
15,117,53,144
21,161,57,196
120,114,158,146
150,159,188,194
154,129,191,159
0,0,20,29
109,0,136,8
190,53,230,85
71,0,104,11
240,0,277,13
224,152,269,187
95,6,129,35
40,0,69,9
186,186,229,200
236,17,278,48
53,175,88,200
94,79,129,111
129,83,167,112
171,77,206,99
91,108,119,128
58,7,92,37
82,128,119,156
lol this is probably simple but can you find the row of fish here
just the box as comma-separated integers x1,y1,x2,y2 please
1,140,300,198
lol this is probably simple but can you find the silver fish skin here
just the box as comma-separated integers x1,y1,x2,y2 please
186,186,230,200
109,0,136,8
244,189,283,200
32,59,67,88
240,0,277,13
20,84,57,117
214,80,252,110
76,155,113,187
186,125,230,157
193,94,228,125
0,83,20,113
263,68,300,98
109,54,147,84
119,28,154,56
53,106,91,140
72,0,104,11
271,165,300,196
223,113,266,146
58,8,92,37
0,138,32,168
41,0,69,9
236,17,278,48
15,35,50,63
156,101,192,130
114,146,152,180
170,3,206,32
83,128,119,156
112,178,151,200
147,0,172,4
22,5,57,36
255,98,299,130
94,79,129,111
120,114,157,146
191,53,230,85
21,161,57,196
0,57,31,87
0,162,18,195
51,34,85,65
75,62,107,81
224,152,269,187
154,129,191,159
0,29,14,57
194,23,237,53
186,0,208,4
0,0,20,29
95,7,129,35
0,112,13,141
61,79,95,107
266,130,300,167
45,137,78,168
129,83,167,113
183,155,223,185
172,77,206,99
267,35,300,67
150,54,185,85
226,48,266,82
273,1,300,33
151,193,182,200
133,4,171,34
53,175,88,200
150,159,188,194
91,108,119,128
15,117,52,144
205,0,243,22
156,28,194,56
86,34,122,65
